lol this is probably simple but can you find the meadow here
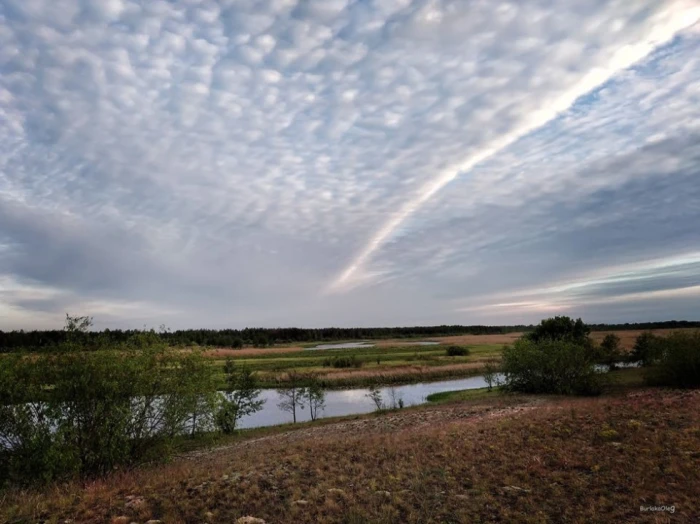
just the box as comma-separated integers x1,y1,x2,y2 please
2,367,698,523
202,339,503,388
2,322,699,523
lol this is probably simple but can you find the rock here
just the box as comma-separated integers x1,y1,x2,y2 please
502,485,530,494
124,496,147,511
292,499,309,506
375,490,391,497
236,518,267,524
204,511,215,520
327,488,345,495
221,474,229,481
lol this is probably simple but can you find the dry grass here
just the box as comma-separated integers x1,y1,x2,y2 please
203,347,303,358
376,333,524,347
314,362,484,381
3,388,698,523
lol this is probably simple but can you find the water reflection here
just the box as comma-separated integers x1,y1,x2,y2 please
238,375,492,429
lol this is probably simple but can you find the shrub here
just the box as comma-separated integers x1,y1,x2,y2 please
0,320,219,487
644,331,700,388
446,346,470,357
482,359,500,391
322,355,363,368
630,331,661,366
598,334,623,368
215,360,264,434
501,338,601,396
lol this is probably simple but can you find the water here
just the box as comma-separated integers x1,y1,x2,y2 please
308,341,439,350
238,375,493,429
308,342,375,350
239,361,639,429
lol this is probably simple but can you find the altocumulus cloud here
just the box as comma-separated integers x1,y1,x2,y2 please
0,0,699,329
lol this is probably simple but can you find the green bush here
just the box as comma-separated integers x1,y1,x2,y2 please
644,331,700,388
501,338,601,396
630,331,661,366
322,355,363,368
598,333,623,368
446,346,470,357
0,322,219,487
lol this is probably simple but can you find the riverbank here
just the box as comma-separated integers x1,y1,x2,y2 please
3,370,698,523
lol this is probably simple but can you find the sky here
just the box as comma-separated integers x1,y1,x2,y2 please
1,0,700,330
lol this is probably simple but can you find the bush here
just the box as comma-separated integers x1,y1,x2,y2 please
630,331,661,366
215,360,264,434
446,346,470,357
598,333,623,368
0,321,219,487
501,338,601,396
322,355,363,368
644,331,700,388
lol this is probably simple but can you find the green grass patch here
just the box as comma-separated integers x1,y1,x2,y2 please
426,387,500,403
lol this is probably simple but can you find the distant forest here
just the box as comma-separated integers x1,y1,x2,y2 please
1,320,699,352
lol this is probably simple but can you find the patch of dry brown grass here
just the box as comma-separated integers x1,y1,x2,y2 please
3,388,698,523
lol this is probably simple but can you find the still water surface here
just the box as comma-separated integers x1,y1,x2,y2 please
238,375,494,429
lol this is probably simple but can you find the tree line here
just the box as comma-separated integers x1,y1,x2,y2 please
2,319,698,352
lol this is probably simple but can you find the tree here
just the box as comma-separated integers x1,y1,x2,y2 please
216,360,265,434
630,331,660,366
277,371,306,423
482,359,499,391
599,334,622,368
366,384,383,411
387,386,403,409
526,316,590,345
64,313,93,350
305,376,326,422
644,331,700,388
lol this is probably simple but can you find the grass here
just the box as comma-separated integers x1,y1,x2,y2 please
207,343,498,388
425,386,498,403
3,384,698,523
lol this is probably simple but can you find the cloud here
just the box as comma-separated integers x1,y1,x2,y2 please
0,0,699,328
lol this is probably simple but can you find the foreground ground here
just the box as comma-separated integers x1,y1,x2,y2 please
4,378,698,523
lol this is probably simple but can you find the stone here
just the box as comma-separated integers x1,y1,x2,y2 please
236,517,267,524
327,488,345,495
124,496,147,511
292,500,309,506
502,485,530,494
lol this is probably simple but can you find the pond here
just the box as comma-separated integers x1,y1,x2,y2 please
308,342,375,350
238,375,494,429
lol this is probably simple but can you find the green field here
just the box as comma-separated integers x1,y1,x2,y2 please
207,343,503,388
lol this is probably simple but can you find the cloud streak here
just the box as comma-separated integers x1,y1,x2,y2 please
1,1,699,328
330,3,700,292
